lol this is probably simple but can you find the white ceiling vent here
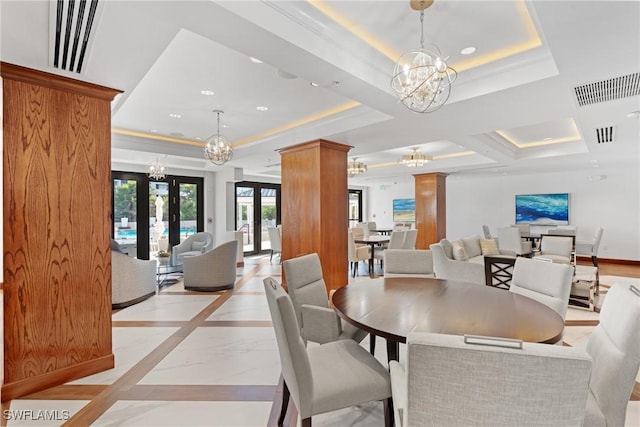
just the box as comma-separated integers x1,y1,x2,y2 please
595,126,614,144
574,73,640,106
49,0,102,73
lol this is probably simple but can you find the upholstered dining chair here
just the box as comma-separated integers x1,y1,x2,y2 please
402,229,418,249
389,332,592,427
348,230,370,277
383,249,434,278
282,253,370,348
510,257,574,323
267,226,282,264
374,230,406,267
263,277,393,427
481,224,492,239
582,283,640,427
497,226,532,256
535,234,573,264
575,227,604,267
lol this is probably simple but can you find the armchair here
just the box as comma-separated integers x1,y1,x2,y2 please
171,232,213,265
111,251,156,309
183,240,238,291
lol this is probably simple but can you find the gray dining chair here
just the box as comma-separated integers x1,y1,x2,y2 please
583,283,640,426
390,332,592,427
383,249,434,278
575,227,604,267
267,226,282,264
263,277,392,427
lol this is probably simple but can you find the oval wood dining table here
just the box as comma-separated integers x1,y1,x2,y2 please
332,277,565,361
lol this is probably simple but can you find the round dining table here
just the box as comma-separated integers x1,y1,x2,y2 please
332,277,565,361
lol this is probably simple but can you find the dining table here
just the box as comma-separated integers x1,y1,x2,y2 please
332,277,565,362
354,235,390,277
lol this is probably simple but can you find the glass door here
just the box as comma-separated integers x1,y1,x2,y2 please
235,182,280,256
149,181,169,257
113,175,142,257
167,176,204,249
349,189,363,228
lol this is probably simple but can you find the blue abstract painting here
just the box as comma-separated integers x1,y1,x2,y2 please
515,193,569,225
393,199,415,222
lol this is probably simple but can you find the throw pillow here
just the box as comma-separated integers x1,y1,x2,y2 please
192,241,206,251
462,236,482,258
440,239,454,259
451,240,469,261
480,238,500,256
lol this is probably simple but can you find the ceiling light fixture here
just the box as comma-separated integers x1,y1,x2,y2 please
460,46,476,55
391,0,457,113
204,110,233,165
147,156,167,180
256,106,269,111
401,147,433,167
347,158,367,176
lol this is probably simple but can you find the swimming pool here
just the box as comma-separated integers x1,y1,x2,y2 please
116,228,196,238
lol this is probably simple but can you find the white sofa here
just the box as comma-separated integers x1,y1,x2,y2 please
430,236,513,285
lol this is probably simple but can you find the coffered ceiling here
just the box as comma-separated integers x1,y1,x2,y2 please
1,0,638,185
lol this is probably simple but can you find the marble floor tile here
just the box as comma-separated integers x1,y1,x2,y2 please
70,327,178,385
236,276,271,292
112,295,217,321
566,306,600,321
206,295,270,321
138,327,280,386
561,326,594,348
92,401,272,427
4,400,89,427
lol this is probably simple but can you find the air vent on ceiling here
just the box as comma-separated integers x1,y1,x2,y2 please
49,0,101,73
573,72,640,106
595,126,614,144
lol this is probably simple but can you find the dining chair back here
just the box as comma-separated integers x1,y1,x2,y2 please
390,332,592,427
263,277,392,427
497,226,532,256
383,249,433,278
481,224,492,239
267,226,282,263
510,257,574,321
402,229,418,249
584,283,640,426
348,230,370,277
283,253,368,345
575,227,604,267
535,235,573,264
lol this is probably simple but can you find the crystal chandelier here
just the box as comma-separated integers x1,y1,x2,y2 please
347,158,367,176
391,0,457,113
401,147,432,167
204,110,233,165
147,157,167,180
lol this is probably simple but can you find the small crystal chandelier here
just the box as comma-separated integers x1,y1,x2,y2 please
147,157,167,180
204,110,233,165
401,147,432,168
391,0,457,113
347,158,367,176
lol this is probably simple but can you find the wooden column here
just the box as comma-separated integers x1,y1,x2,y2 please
414,172,448,249
279,139,351,292
1,62,121,400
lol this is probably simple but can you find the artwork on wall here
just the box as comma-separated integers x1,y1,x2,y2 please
393,198,415,222
515,193,569,225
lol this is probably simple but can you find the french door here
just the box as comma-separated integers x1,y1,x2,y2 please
112,172,203,259
235,182,281,256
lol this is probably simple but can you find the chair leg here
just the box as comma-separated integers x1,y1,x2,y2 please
369,333,376,355
278,380,290,427
270,250,274,263
383,397,394,427
592,255,598,268
301,418,312,427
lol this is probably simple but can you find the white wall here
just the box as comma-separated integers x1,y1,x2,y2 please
369,167,640,261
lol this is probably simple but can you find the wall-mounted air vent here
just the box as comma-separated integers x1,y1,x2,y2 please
49,0,101,73
595,126,614,144
574,73,640,106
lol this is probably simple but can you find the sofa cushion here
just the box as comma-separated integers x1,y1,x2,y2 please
439,239,454,260
192,241,206,251
451,240,469,261
462,236,482,259
480,238,500,256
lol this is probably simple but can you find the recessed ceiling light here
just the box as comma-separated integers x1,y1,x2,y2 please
543,137,553,141
195,136,203,140
627,110,640,118
149,129,158,133
256,106,269,111
169,113,181,119
310,82,320,87
249,57,263,63
460,46,476,55
221,124,229,129
200,90,215,96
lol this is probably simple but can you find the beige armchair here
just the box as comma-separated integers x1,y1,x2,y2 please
348,230,369,277
171,232,214,265
111,251,156,309
183,240,238,291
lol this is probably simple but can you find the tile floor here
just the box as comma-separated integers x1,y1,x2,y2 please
1,257,639,426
